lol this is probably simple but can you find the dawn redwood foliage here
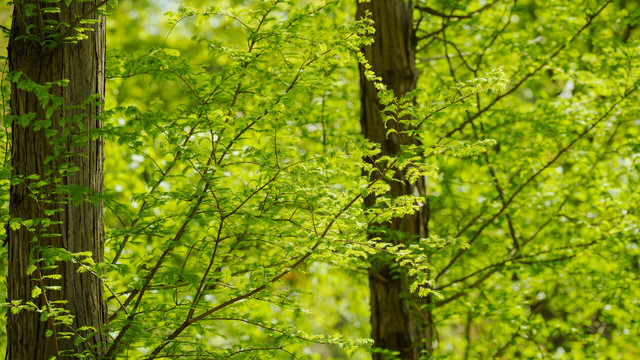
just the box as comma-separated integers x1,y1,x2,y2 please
359,0,640,359
410,1,640,358
0,0,639,359
5,0,406,358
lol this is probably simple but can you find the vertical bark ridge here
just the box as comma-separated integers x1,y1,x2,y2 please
356,1,434,359
7,1,107,358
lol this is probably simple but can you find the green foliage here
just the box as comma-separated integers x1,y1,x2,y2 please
101,0,400,358
2,0,640,359
413,0,640,358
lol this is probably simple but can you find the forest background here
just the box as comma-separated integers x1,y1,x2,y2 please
0,0,640,359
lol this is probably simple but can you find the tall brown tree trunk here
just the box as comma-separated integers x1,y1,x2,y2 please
357,1,434,359
7,1,107,358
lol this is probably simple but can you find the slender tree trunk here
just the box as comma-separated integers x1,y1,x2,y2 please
357,1,434,359
7,1,107,358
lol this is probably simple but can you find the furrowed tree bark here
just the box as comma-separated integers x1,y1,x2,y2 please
7,1,107,358
357,1,434,359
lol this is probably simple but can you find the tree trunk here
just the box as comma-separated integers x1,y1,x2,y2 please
7,1,107,358
356,1,434,359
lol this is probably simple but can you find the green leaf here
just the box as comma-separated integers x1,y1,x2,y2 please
31,285,43,299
